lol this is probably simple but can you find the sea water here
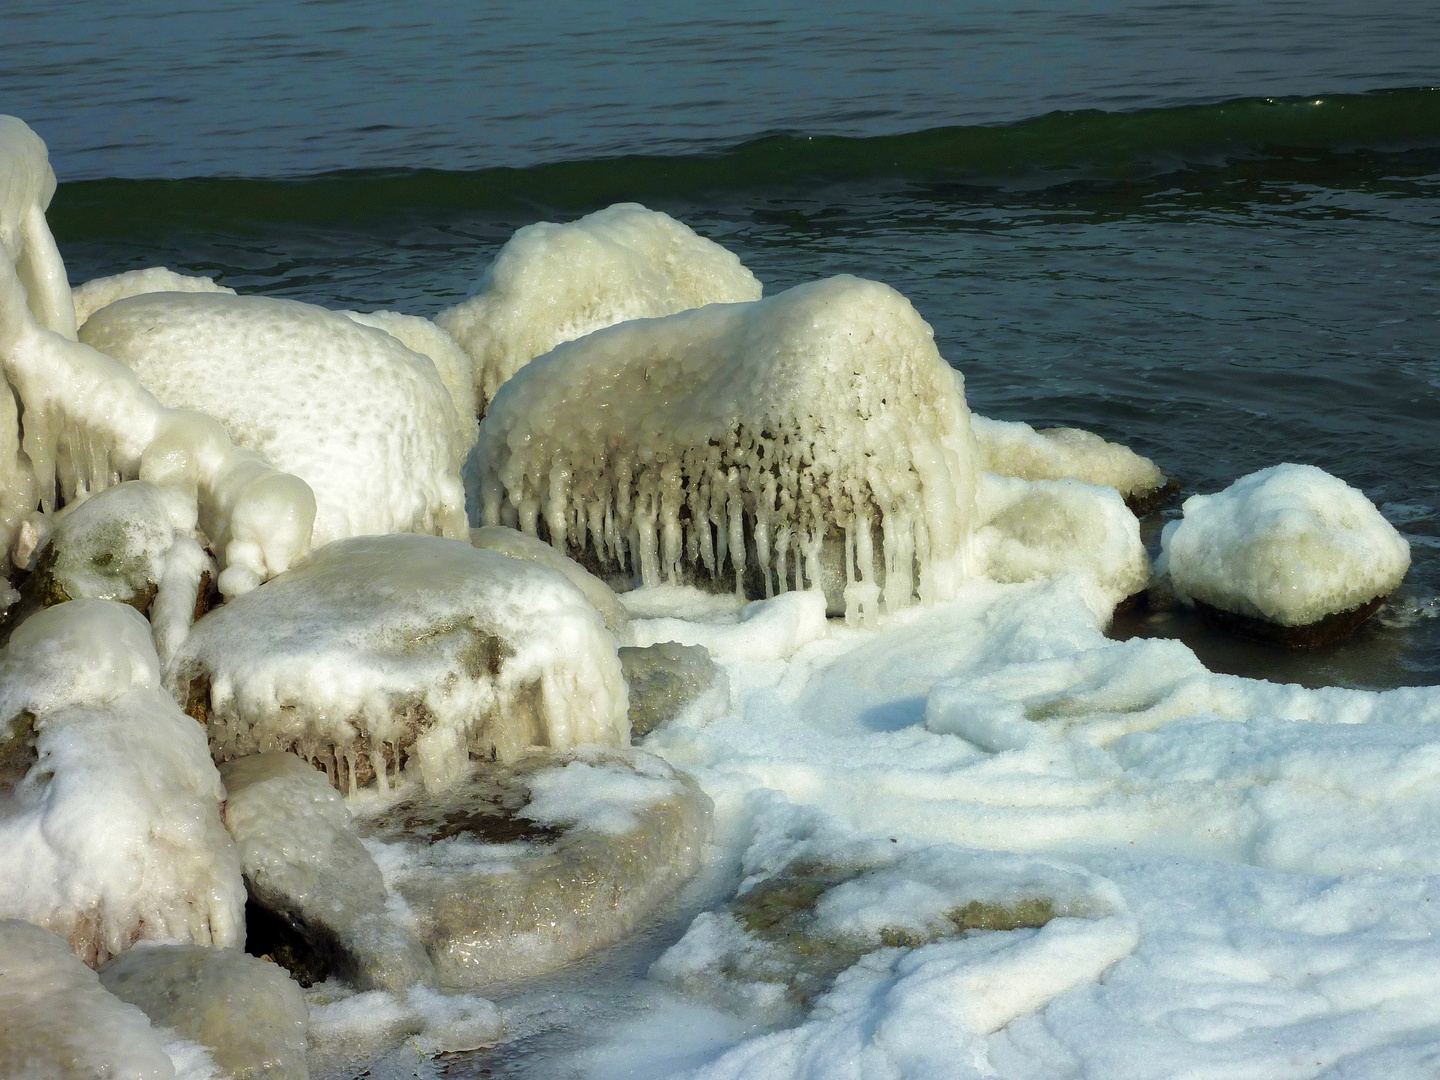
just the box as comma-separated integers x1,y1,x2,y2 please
5,1,1440,1076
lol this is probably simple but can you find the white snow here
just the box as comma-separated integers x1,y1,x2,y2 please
72,267,235,327
471,524,630,642
169,534,628,791
971,413,1167,502
0,601,244,966
436,202,761,412
1158,463,1411,625
476,275,978,625
629,589,828,662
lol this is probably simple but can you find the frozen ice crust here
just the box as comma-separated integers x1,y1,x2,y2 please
73,268,235,328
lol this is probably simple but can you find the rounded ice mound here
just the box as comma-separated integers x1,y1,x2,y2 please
436,202,762,412
470,524,629,642
476,275,978,625
356,747,711,989
1158,463,1410,639
0,600,244,966
72,267,235,327
78,291,469,548
167,534,629,793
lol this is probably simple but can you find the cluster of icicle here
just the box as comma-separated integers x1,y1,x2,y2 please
478,275,979,624
0,115,314,595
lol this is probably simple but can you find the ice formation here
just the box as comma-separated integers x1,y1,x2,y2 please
99,944,309,1080
221,751,435,990
1157,463,1411,627
80,291,469,552
306,985,502,1075
476,275,978,624
72,267,235,327
971,412,1169,510
0,600,244,966
0,116,317,595
357,748,710,988
620,641,726,738
470,523,630,642
169,535,628,792
972,472,1149,609
437,202,762,412
0,920,214,1080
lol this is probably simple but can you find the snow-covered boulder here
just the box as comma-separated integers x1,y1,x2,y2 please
0,920,211,1080
357,749,710,989
1157,463,1410,644
470,524,629,642
971,413,1171,512
168,534,629,793
476,275,978,625
220,752,433,991
0,600,244,965
73,267,235,328
99,945,309,1080
79,292,469,552
437,202,761,413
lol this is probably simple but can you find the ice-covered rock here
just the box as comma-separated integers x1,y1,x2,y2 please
470,524,630,642
358,748,710,989
220,752,433,991
79,292,468,555
619,642,726,739
973,472,1150,611
99,944,309,1080
971,413,1171,512
437,202,761,413
0,600,244,965
1157,463,1410,643
2,481,214,665
73,267,236,327
306,985,502,1076
0,919,207,1080
1,116,317,597
476,275,978,625
168,534,628,793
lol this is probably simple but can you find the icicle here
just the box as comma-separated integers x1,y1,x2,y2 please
544,462,569,550
371,749,390,794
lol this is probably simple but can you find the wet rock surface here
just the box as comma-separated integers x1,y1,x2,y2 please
619,641,724,739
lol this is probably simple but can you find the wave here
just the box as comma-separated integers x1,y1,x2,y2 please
50,87,1440,237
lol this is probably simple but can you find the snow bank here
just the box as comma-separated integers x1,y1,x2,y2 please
437,202,761,412
169,535,628,792
1158,463,1410,626
971,413,1168,507
0,601,243,965
80,292,468,553
630,589,828,662
0,116,317,596
477,275,978,624
72,267,235,327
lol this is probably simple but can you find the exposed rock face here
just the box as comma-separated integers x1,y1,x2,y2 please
167,535,629,794
619,642,725,739
356,749,711,990
99,944,309,1080
220,752,434,991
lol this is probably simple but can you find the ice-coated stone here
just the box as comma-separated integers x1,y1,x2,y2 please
79,292,468,555
0,919,190,1080
99,944,308,1080
358,748,711,989
470,524,630,642
436,202,761,413
0,600,244,966
73,267,236,328
169,534,628,793
1157,463,1411,642
220,752,433,991
476,275,978,626
619,641,726,739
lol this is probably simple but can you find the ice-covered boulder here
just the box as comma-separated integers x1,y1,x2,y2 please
1157,463,1410,645
220,752,433,991
974,472,1150,610
99,945,309,1080
3,481,214,665
470,524,629,642
619,642,726,739
168,534,629,793
73,267,236,327
79,292,468,553
1,116,317,596
0,600,244,965
437,202,761,413
971,413,1172,513
358,749,710,989
0,920,209,1080
476,275,978,625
